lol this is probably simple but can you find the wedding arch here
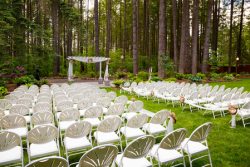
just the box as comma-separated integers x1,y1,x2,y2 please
67,56,110,85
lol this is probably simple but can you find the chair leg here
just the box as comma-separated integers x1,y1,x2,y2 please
188,154,193,167
208,149,213,167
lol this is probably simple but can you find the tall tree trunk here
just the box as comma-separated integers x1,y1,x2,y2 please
52,0,60,75
212,0,219,54
94,0,99,57
202,0,213,73
106,0,111,57
172,0,178,69
132,0,138,74
86,0,89,57
237,0,244,64
158,0,166,78
122,0,127,62
191,0,199,74
228,0,234,73
179,0,190,73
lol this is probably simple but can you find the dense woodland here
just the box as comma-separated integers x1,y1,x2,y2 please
0,0,250,79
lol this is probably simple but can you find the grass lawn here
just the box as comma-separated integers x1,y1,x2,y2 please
106,78,250,167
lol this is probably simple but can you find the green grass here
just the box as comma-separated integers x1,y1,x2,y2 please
107,79,250,167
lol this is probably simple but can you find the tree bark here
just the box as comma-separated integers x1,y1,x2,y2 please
158,0,166,78
132,0,138,74
237,0,244,64
122,0,127,62
52,0,60,75
191,0,199,74
179,0,190,73
106,0,111,57
212,0,219,54
172,0,178,69
94,0,99,57
228,0,234,73
202,0,213,73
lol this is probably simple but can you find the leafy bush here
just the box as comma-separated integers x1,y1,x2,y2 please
210,72,220,81
35,79,49,87
0,87,8,97
14,75,37,85
113,80,124,88
175,73,184,80
137,71,149,81
0,79,7,87
115,71,127,79
223,74,235,81
196,73,206,79
165,77,177,82
135,78,143,83
183,74,193,79
235,74,240,78
189,75,202,83
151,76,162,82
127,72,134,80
86,72,97,78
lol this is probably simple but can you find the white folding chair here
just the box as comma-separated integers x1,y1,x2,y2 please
64,121,92,161
181,122,213,167
0,131,24,167
149,128,187,167
75,145,118,167
25,156,68,167
83,106,103,127
1,114,28,138
116,135,155,167
27,125,60,161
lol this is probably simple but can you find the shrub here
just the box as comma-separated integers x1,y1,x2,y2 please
165,77,177,82
210,72,220,81
113,79,124,88
184,74,193,79
115,71,127,79
151,76,162,82
196,73,206,79
235,74,240,78
0,79,7,87
14,75,37,86
135,78,143,83
223,74,235,81
137,71,149,81
175,73,184,80
127,72,134,80
0,86,8,97
189,75,202,83
35,79,49,87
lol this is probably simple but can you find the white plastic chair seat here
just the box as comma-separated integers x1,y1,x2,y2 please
84,118,101,127
122,112,137,120
238,109,250,117
64,136,91,151
0,146,22,165
102,107,108,114
143,123,166,135
79,109,87,116
59,121,76,131
30,140,58,158
94,131,120,144
120,127,145,139
116,154,152,167
34,123,54,128
25,115,31,123
181,138,208,155
149,144,183,163
7,127,27,138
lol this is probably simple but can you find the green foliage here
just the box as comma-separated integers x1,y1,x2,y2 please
165,77,177,82
134,78,143,83
196,73,206,79
223,74,235,81
115,71,128,79
14,75,37,86
183,74,193,79
113,79,124,88
210,72,220,81
189,75,202,83
150,76,162,82
137,71,149,81
0,86,8,98
35,79,48,87
175,73,184,80
163,55,175,77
